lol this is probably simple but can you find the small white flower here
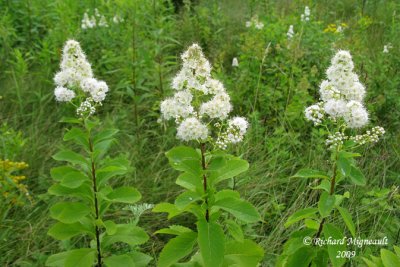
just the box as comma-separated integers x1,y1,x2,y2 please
176,117,208,141
323,99,347,118
343,101,369,128
232,57,239,67
54,86,75,102
200,92,232,119
98,15,108,27
305,103,324,125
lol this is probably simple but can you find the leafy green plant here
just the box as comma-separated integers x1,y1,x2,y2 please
46,40,150,267
363,246,400,267
278,50,386,266
153,44,263,266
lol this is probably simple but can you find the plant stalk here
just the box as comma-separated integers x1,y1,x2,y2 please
200,143,209,221
88,134,102,267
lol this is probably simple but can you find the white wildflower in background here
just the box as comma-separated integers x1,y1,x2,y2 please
232,57,239,67
246,16,264,30
160,44,249,148
98,15,108,27
53,40,109,117
301,6,310,21
304,50,384,148
113,15,124,24
81,12,96,29
287,25,294,39
383,43,393,53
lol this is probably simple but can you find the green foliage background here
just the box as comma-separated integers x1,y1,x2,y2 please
0,0,399,266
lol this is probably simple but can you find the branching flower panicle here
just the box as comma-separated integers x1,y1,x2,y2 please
304,50,384,148
160,44,248,149
53,40,109,118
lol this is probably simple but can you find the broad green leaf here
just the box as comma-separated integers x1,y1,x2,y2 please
50,166,80,181
223,239,264,267
339,151,361,158
59,117,81,124
48,183,93,200
104,254,135,267
94,139,115,159
93,128,119,145
155,225,193,235
213,197,260,223
311,179,331,192
53,150,88,167
225,219,244,242
292,169,330,179
48,222,93,240
50,202,91,224
304,219,319,230
381,249,400,267
176,172,203,192
323,223,346,267
158,232,197,267
349,165,366,186
63,127,88,147
284,208,318,228
46,249,96,267
337,155,351,177
210,158,249,184
60,170,89,189
153,203,183,219
104,220,117,235
318,191,335,218
176,159,202,176
102,224,148,247
197,220,225,267
166,146,200,163
97,157,130,187
337,206,356,237
105,186,141,204
214,190,240,202
286,246,316,267
175,191,202,210
129,251,153,267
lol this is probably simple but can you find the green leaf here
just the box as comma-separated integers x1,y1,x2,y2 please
158,232,197,267
223,239,264,267
213,197,260,223
166,146,200,163
225,219,244,242
60,170,89,189
381,249,400,267
304,219,319,230
48,183,93,201
102,224,148,248
104,254,135,267
63,127,88,147
129,251,153,267
155,225,193,236
48,222,93,240
286,246,316,267
176,172,203,193
337,206,356,237
311,179,331,192
50,166,80,181
175,191,202,210
197,220,225,267
53,150,88,167
323,223,346,267
49,202,91,224
318,191,335,218
210,158,249,184
97,157,130,187
46,249,96,267
284,208,318,228
59,117,82,124
93,128,119,145
337,155,352,177
153,203,183,219
104,220,117,235
214,190,240,202
292,169,330,179
349,165,366,186
105,186,141,204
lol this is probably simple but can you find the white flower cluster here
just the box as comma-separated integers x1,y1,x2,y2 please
160,44,248,147
232,57,239,67
304,103,324,125
325,132,348,150
81,9,108,29
246,16,264,29
216,117,249,149
305,50,369,129
53,40,109,116
76,98,96,117
287,25,294,39
350,126,385,145
301,6,310,22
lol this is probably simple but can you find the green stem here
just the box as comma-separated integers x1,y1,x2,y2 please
87,128,102,267
200,143,209,222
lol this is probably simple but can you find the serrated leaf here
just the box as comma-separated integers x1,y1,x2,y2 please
50,202,91,224
175,191,202,210
285,208,318,228
197,220,225,267
337,206,356,237
158,232,197,267
318,191,335,218
213,197,260,223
